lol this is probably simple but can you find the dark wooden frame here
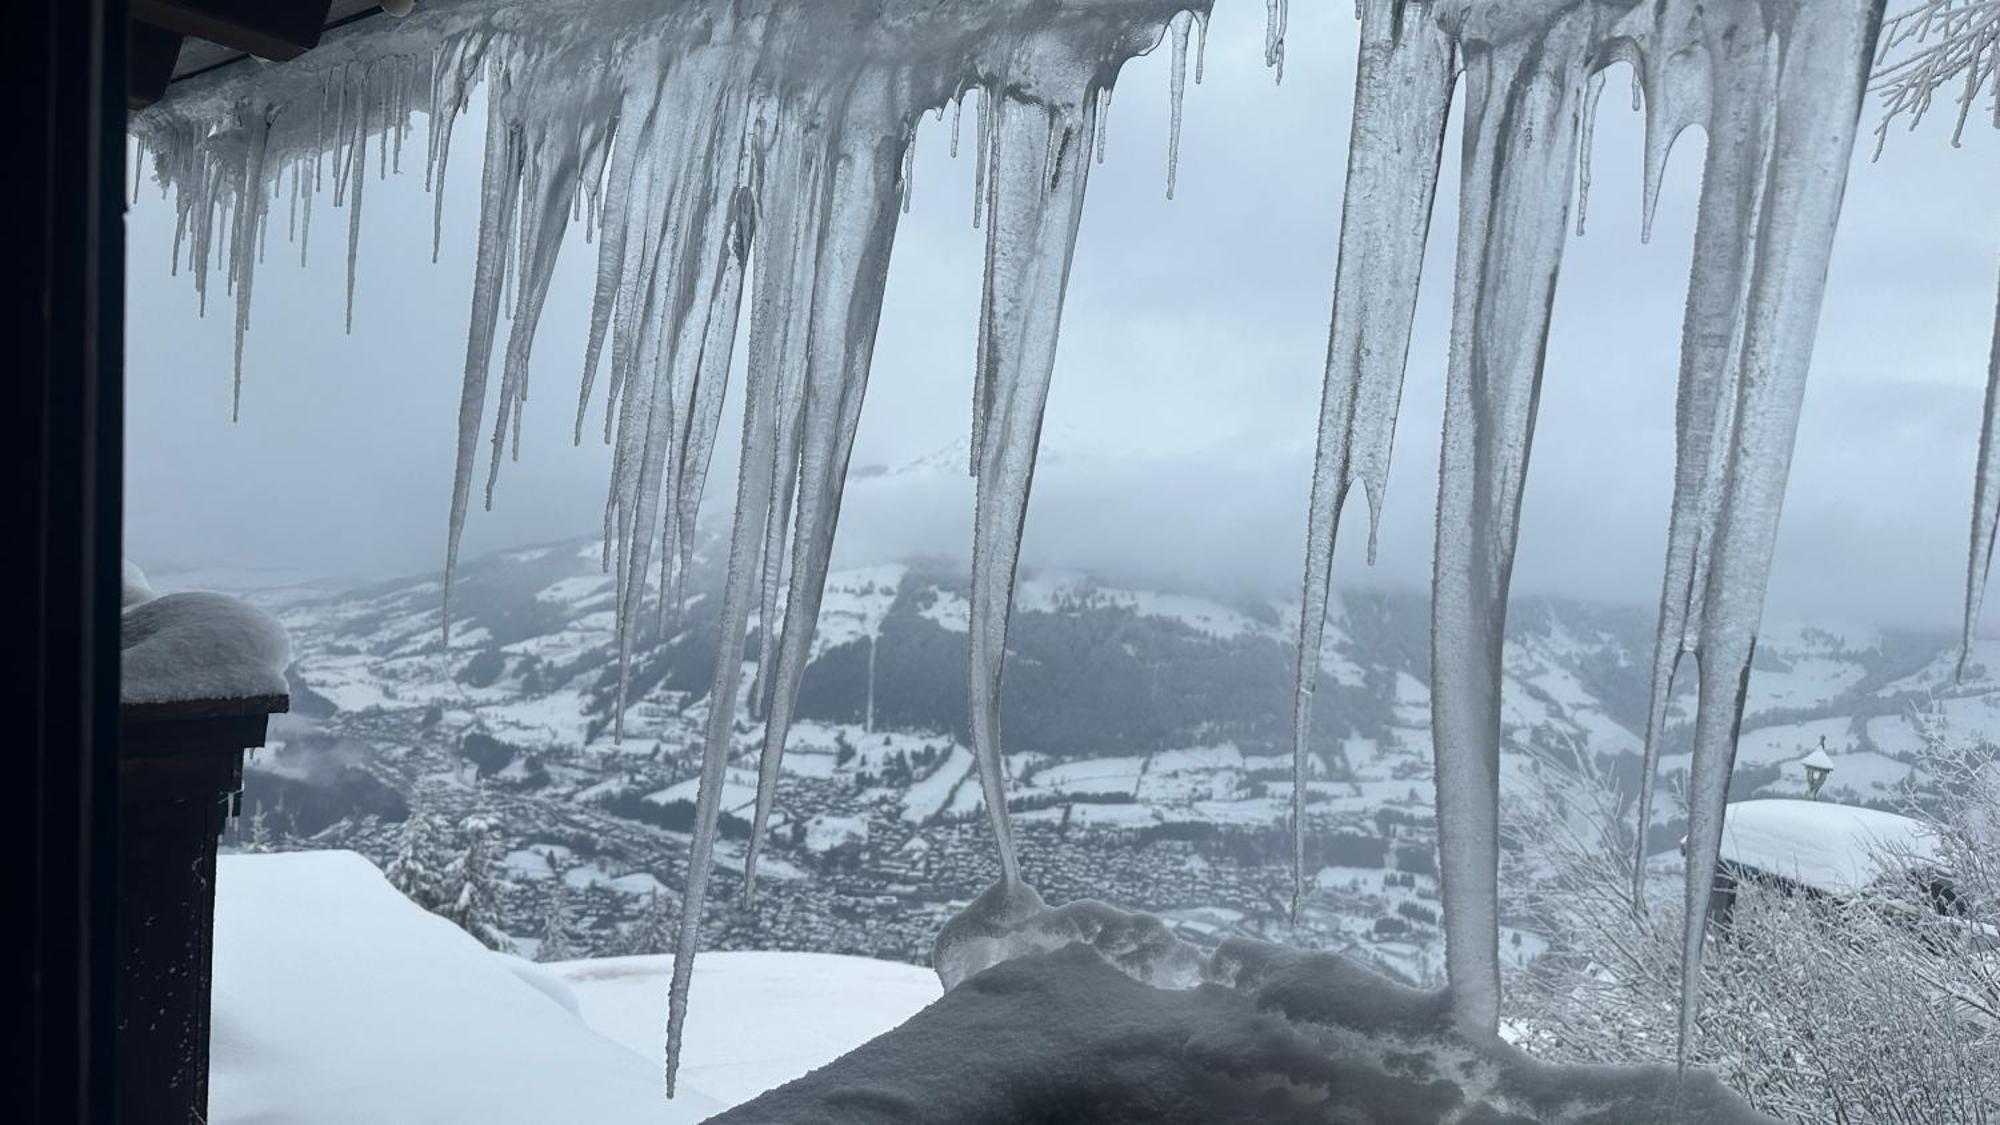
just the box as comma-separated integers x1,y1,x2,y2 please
118,695,289,1125
13,2,127,1123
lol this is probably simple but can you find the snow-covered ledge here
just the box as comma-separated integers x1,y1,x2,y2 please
719,884,1774,1124
120,562,290,714
119,564,291,1125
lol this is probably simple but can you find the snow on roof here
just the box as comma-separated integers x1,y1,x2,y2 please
1798,746,1836,771
121,589,291,707
1717,799,1941,896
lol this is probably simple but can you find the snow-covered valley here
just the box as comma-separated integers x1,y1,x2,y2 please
186,535,2000,989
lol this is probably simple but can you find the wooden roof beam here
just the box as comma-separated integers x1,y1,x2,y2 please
128,22,185,111
130,0,335,63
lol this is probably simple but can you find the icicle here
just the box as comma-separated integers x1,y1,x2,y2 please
966,92,1099,886
1095,86,1112,165
344,78,369,334
1167,11,1193,200
1427,10,1597,1038
1266,0,1290,81
1637,5,1709,244
232,106,273,422
972,85,994,231
1630,21,1779,920
576,84,650,445
1962,283,2000,680
666,182,755,619
1576,69,1605,236
1659,3,1885,1065
744,113,834,895
1289,0,1454,922
669,73,906,1094
1195,10,1210,85
442,89,526,645
744,93,908,903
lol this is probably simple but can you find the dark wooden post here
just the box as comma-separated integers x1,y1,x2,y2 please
116,692,287,1125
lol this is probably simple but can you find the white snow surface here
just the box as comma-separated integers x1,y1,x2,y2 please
122,590,291,705
209,851,724,1123
552,952,940,1107
210,850,940,1122
1716,798,1942,896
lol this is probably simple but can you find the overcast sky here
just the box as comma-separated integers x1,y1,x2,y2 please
126,4,2000,629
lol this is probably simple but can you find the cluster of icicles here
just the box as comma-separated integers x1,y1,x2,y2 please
132,0,1993,1095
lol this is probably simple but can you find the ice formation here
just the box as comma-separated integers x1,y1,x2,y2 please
1285,0,1887,1047
132,0,1907,1094
130,0,1275,1093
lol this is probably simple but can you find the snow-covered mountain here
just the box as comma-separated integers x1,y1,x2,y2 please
206,538,2000,984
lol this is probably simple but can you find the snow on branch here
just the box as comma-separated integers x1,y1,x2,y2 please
1875,0,2000,147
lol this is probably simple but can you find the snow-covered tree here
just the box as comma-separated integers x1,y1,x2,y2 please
441,815,513,953
614,888,677,957
383,788,451,912
534,874,577,964
239,803,275,854
1504,721,2000,1123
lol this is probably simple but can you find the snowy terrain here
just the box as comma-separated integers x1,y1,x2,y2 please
209,850,937,1123
187,535,2000,1003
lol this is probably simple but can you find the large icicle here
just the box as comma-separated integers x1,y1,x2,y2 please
966,89,1101,886
1666,2,1885,1061
1427,8,1595,1036
666,71,908,1092
1629,10,1771,914
739,107,831,897
1288,0,1453,920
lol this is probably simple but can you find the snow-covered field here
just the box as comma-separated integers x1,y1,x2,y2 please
210,851,938,1124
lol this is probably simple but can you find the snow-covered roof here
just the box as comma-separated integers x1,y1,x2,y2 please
121,566,291,707
1798,746,1836,771
1717,799,1941,896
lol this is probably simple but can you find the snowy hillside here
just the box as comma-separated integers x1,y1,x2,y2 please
194,539,2000,984
209,850,937,1123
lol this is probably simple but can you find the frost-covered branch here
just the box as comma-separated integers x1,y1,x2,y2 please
1874,0,2000,148
1506,719,2000,1123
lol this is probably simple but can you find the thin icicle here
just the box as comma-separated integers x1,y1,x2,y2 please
442,91,526,645
232,105,273,422
344,88,368,334
1962,281,2000,680
1266,0,1290,81
1576,70,1605,236
1195,10,1210,84
1290,0,1454,921
1167,12,1192,200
